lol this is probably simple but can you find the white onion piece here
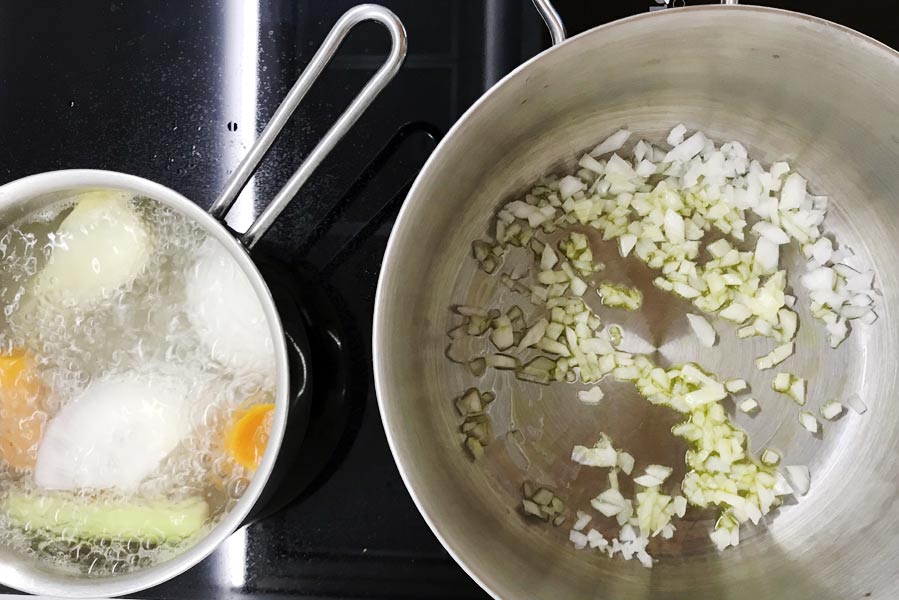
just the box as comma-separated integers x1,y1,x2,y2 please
720,303,752,324
617,451,635,475
666,123,687,146
773,472,793,496
686,314,717,347
518,318,548,350
573,510,593,531
591,488,628,517
826,319,849,348
664,209,686,244
754,237,780,273
590,129,631,157
785,465,810,496
738,398,759,413
798,411,819,434
578,153,605,174
572,437,617,468
569,529,589,549
772,372,790,392
31,191,151,307
761,449,781,466
801,266,836,291
578,386,604,405
541,245,559,270
756,342,794,371
635,159,656,177
753,221,790,245
724,379,748,393
664,131,706,163
820,400,844,420
644,464,673,483
779,173,807,210
559,175,587,199
605,154,636,178
710,527,735,551
810,237,833,265
846,393,868,414
587,528,608,549
788,377,807,405
618,234,638,257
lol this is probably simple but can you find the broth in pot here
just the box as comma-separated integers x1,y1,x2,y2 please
0,189,276,576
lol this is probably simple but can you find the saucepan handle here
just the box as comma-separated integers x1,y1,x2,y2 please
531,0,567,46
209,3,407,249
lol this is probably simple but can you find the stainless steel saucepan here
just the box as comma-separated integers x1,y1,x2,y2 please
0,4,405,597
374,2,899,598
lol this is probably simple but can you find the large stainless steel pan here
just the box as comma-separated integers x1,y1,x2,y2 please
374,2,899,598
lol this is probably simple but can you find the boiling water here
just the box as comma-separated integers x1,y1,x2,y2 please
0,190,277,576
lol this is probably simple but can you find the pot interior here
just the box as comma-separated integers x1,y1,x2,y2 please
376,7,899,599
0,173,288,598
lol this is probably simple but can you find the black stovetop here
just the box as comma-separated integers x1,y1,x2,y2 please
0,1,894,598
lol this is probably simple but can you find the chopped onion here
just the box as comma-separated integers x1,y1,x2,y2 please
597,282,643,310
645,464,673,483
724,379,748,393
617,451,635,475
785,465,810,496
452,126,885,566
666,123,687,146
771,372,791,393
846,393,867,414
760,449,781,466
779,172,807,211
820,400,844,420
578,386,604,405
810,237,833,265
618,234,637,257
753,221,790,245
571,435,618,468
490,315,514,350
798,411,818,434
738,398,759,414
587,528,608,549
578,153,605,174
686,314,717,347
518,318,548,350
756,342,794,370
486,354,518,370
590,129,631,157
633,464,672,487
559,175,587,199
573,510,592,531
789,377,807,406
591,488,628,517
569,529,589,549
664,131,706,163
541,245,559,270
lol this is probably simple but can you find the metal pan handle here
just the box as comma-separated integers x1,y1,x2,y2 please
209,3,407,249
531,0,567,46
